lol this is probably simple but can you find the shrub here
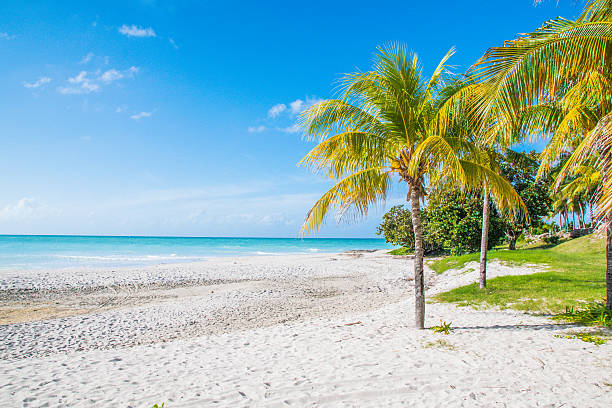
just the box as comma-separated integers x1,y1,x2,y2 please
543,235,560,245
377,205,415,250
378,190,506,256
376,205,441,254
425,190,505,255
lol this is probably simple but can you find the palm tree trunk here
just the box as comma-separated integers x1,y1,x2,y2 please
409,186,425,329
479,185,490,289
508,234,517,250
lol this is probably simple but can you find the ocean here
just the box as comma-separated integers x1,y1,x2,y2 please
0,235,392,270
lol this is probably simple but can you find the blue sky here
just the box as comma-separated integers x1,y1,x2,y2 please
0,0,581,237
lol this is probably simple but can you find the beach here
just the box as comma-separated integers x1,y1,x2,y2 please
1,251,611,407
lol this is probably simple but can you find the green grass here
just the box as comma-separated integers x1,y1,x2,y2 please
433,235,606,313
553,302,612,328
388,247,411,255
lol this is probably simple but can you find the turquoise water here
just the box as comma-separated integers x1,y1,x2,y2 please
0,235,391,270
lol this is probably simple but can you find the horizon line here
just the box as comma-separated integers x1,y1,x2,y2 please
0,234,384,240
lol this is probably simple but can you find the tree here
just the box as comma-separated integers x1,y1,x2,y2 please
376,205,416,250
299,45,524,328
430,79,522,288
469,0,612,308
376,206,441,254
425,190,505,255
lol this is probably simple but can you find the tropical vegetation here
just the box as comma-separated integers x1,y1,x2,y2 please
468,0,612,309
299,0,612,328
298,46,524,329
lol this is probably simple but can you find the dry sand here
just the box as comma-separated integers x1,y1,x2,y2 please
0,251,610,407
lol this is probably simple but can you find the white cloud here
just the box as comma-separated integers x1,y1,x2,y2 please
268,103,287,118
99,69,123,83
0,198,52,220
68,71,88,84
289,99,304,114
58,71,99,94
80,52,94,64
119,24,156,38
58,67,138,95
131,111,152,120
268,97,324,119
23,77,51,89
278,123,301,133
0,32,16,40
248,125,266,133
169,38,178,49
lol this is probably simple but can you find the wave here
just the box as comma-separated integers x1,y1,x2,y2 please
52,254,206,262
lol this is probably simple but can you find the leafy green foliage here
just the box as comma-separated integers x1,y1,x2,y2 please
426,190,505,255
379,190,506,256
377,205,415,250
433,235,605,313
542,235,560,245
376,205,440,254
151,404,165,408
431,321,453,335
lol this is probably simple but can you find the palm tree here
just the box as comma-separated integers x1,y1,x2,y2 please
298,45,525,328
469,0,612,309
561,165,601,226
433,80,522,288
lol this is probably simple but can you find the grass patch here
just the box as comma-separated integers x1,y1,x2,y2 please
433,235,605,313
388,247,411,255
428,239,568,274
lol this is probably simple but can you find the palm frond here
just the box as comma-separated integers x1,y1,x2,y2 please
300,167,390,234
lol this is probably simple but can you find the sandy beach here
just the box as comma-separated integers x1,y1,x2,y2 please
1,251,611,407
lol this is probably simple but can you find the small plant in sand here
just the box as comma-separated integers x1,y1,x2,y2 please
431,321,453,335
553,302,612,328
423,339,455,350
554,331,609,346
151,403,165,408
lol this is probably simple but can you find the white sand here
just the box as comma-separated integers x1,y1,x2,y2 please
1,252,611,407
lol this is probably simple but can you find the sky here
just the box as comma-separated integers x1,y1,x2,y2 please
0,0,583,237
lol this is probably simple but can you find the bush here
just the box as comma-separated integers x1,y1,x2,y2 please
376,205,441,254
425,190,505,255
377,190,505,256
543,235,560,245
377,205,415,250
